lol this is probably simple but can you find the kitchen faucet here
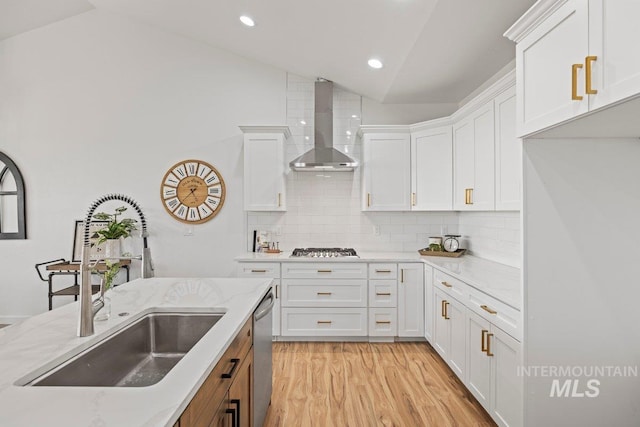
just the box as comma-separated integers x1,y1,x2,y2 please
78,193,154,337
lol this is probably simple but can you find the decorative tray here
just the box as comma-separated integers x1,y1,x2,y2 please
263,249,282,254
418,248,466,258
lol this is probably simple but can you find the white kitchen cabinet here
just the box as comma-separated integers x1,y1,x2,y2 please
453,102,495,211
240,126,289,211
397,263,424,337
281,307,368,337
368,263,398,339
467,311,493,410
491,326,523,427
410,125,453,210
433,287,466,381
236,262,281,336
494,88,521,211
361,132,411,211
423,264,434,343
507,0,640,136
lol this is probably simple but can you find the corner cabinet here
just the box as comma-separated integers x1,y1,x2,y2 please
453,101,495,211
240,126,289,211
410,123,453,210
359,130,411,211
506,0,640,136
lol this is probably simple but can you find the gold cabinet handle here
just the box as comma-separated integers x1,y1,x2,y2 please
376,292,391,296
376,320,391,324
375,269,391,273
441,281,452,288
275,284,279,299
443,301,450,320
317,320,332,324
251,269,267,273
481,329,489,353
400,269,404,283
586,55,598,94
411,192,416,206
317,269,332,273
367,193,371,207
441,300,446,318
317,292,332,296
486,333,494,356
278,192,282,207
481,304,497,315
572,63,584,100
465,188,473,205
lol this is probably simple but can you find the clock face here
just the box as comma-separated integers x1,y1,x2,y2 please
443,237,460,252
161,160,226,224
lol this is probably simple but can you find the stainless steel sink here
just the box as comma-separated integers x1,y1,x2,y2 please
29,311,224,387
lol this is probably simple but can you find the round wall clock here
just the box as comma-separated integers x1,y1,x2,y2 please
160,159,226,224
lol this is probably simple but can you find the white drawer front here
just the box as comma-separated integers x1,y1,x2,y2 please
434,270,470,303
468,288,521,342
282,262,367,279
368,280,397,307
368,263,398,279
237,262,280,278
281,308,367,336
368,308,397,337
282,279,367,308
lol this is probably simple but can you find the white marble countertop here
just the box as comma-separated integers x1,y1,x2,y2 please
235,251,521,310
0,277,272,427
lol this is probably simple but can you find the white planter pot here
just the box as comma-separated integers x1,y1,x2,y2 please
104,239,121,260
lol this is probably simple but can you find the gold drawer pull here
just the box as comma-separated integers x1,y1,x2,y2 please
486,333,494,357
442,300,450,319
317,320,332,324
251,269,267,273
375,269,392,273
376,320,391,324
317,292,332,296
465,188,473,205
440,281,452,288
411,192,416,206
367,193,371,207
376,292,391,296
586,55,598,95
317,269,332,273
481,329,489,353
572,63,584,100
278,192,282,207
481,304,497,315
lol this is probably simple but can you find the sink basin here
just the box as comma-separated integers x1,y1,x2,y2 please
29,311,224,387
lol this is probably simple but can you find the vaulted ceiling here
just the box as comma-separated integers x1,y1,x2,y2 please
0,0,535,104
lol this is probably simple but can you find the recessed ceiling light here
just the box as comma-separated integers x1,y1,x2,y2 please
239,15,255,27
368,58,383,69
305,136,310,140
351,115,358,118
346,130,352,135
300,120,306,125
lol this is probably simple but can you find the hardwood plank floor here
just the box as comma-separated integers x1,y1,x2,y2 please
264,341,495,427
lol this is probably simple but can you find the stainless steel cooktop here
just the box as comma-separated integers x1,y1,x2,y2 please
290,248,358,258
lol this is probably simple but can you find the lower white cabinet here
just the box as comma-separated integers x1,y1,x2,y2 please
236,262,281,336
368,264,399,339
369,307,398,337
424,265,434,342
467,310,522,427
433,288,466,381
397,263,424,337
281,307,368,336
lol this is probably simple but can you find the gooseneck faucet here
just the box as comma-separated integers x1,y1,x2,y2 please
78,193,154,337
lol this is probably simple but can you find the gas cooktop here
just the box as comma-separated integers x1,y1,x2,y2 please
290,248,359,258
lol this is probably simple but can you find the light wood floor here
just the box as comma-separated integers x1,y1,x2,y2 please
264,341,495,427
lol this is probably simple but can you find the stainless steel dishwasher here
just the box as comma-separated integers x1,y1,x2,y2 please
253,289,274,427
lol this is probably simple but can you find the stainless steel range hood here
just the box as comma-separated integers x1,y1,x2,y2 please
289,80,358,171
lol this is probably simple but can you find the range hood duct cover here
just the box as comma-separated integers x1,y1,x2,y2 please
289,80,358,171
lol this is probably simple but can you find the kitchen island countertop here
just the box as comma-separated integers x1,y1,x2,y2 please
235,251,520,310
0,277,272,427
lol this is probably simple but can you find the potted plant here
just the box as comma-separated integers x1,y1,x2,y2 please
93,206,137,259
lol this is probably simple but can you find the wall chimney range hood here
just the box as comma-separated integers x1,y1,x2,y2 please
289,79,358,171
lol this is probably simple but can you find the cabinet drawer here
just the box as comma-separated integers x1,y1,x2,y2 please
237,262,280,278
282,262,367,279
368,280,397,307
282,279,367,307
368,308,397,337
281,308,367,336
467,287,521,342
368,263,398,279
434,270,470,303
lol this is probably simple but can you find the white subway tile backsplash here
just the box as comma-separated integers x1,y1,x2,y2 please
246,73,521,267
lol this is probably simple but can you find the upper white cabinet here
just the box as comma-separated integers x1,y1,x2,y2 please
453,101,495,211
506,0,640,136
240,126,289,211
494,87,521,211
361,131,411,211
411,123,453,210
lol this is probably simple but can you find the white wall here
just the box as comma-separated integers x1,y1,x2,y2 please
458,211,520,267
0,10,286,320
